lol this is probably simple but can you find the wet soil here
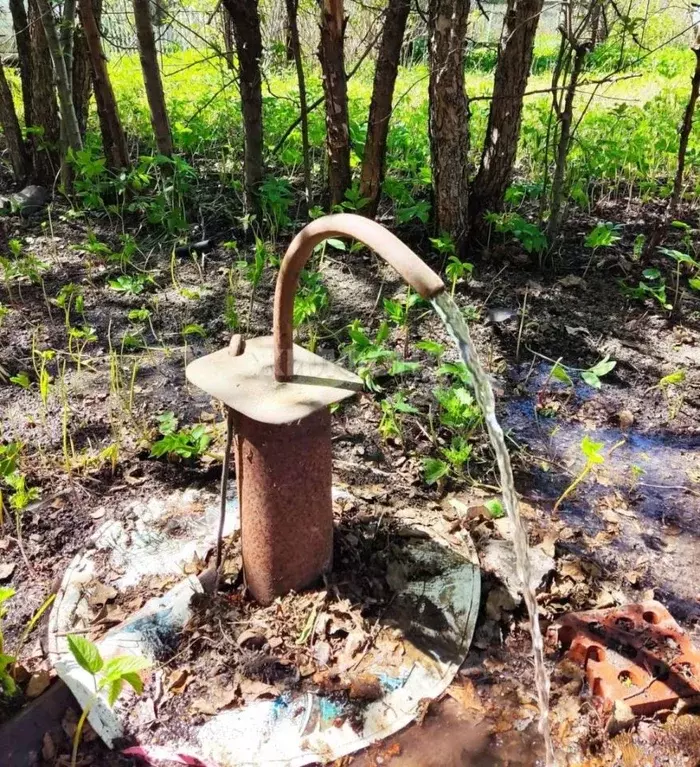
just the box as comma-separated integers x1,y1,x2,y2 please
1,194,700,765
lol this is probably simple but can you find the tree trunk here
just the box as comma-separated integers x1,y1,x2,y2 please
318,0,351,207
359,0,410,218
547,41,590,239
428,0,470,248
73,0,103,138
222,7,235,70
670,43,700,214
60,0,77,94
285,0,312,207
133,0,173,157
470,0,544,228
9,0,32,127
28,0,60,185
0,60,29,183
78,0,130,170
223,0,264,213
35,0,83,153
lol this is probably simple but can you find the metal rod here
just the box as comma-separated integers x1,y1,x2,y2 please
273,214,446,382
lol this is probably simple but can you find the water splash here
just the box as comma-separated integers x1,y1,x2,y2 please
432,292,554,766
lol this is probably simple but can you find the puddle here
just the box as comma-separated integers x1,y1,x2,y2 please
502,387,700,623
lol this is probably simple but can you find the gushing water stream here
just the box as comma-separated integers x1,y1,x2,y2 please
432,292,554,766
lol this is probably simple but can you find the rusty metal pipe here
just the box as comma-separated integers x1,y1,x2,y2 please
274,214,446,381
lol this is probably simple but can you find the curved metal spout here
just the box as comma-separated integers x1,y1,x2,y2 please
273,214,446,381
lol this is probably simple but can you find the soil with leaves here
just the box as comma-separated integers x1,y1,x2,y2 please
1,196,700,765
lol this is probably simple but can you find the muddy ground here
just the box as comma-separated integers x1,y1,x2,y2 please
1,195,700,765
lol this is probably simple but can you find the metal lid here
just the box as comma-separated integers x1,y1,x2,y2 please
186,336,362,425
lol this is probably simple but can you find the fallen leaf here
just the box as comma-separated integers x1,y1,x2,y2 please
559,275,586,288
447,678,485,713
88,581,118,609
41,732,55,761
560,561,586,583
239,678,278,701
191,683,237,714
25,669,51,698
236,629,267,650
91,507,106,520
168,668,191,694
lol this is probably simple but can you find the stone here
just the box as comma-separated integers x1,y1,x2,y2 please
480,540,555,603
606,700,635,735
10,186,49,216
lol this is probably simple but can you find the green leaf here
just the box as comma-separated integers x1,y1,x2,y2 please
0,588,15,605
10,372,31,389
484,499,505,519
122,671,145,695
325,238,346,251
659,370,685,388
551,363,573,386
423,458,450,485
67,634,103,675
642,268,661,280
689,278,700,292
580,371,601,389
587,355,616,378
156,411,178,436
106,678,123,706
389,359,420,376
416,340,445,357
581,435,604,465
101,654,150,683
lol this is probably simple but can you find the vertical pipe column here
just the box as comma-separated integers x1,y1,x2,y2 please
235,408,333,604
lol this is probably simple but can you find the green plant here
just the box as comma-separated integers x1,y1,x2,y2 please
445,256,474,296
238,238,270,333
583,222,622,275
423,435,474,485
581,355,616,389
378,392,418,442
108,274,152,296
293,270,329,348
659,247,700,312
150,412,211,460
554,435,604,512
0,588,17,697
485,212,547,257
66,634,149,767
620,269,672,310
383,288,422,358
434,385,481,432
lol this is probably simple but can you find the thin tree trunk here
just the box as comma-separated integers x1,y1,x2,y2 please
78,0,130,170
670,42,700,214
28,0,60,185
222,7,235,70
359,0,410,218
470,0,544,228
61,0,77,94
73,0,103,138
223,0,264,213
547,40,590,239
9,0,32,127
35,0,82,153
428,0,470,248
285,0,312,207
133,0,173,157
0,60,29,183
318,0,351,207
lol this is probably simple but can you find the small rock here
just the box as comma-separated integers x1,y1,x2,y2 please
559,274,586,289
10,185,49,216
487,307,517,324
348,673,383,702
0,562,15,581
606,699,635,735
617,409,635,428
25,669,51,698
480,540,555,603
